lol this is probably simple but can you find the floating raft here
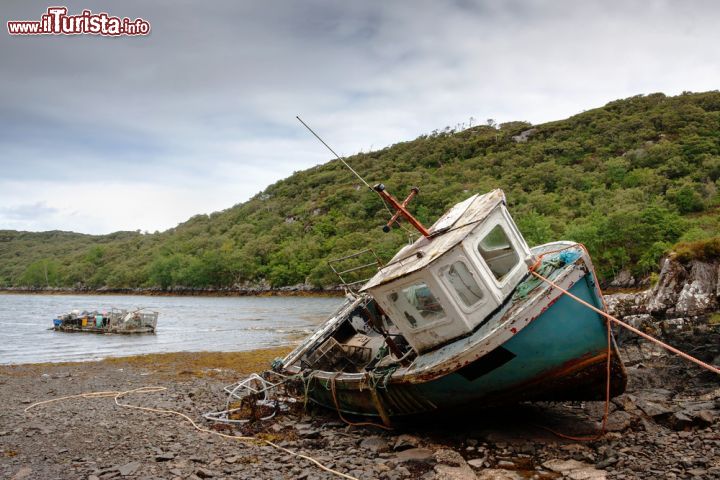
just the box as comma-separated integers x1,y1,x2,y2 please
53,308,158,334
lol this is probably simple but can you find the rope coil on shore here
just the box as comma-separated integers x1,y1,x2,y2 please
24,386,359,480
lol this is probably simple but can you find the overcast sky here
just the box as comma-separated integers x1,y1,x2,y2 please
2,0,719,234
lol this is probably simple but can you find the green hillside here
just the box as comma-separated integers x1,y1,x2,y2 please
2,91,719,290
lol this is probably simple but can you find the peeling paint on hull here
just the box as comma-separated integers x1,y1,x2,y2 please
303,273,626,417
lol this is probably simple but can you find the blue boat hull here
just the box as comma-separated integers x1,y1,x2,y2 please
306,272,626,417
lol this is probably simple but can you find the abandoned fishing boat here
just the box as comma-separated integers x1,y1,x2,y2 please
52,308,159,334
274,186,627,421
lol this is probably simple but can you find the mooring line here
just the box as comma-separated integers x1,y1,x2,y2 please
530,268,720,376
529,244,718,441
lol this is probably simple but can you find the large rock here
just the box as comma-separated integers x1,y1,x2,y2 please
675,261,718,316
393,434,420,451
394,448,435,463
694,409,715,425
435,464,478,480
635,398,674,418
542,459,606,480
666,411,694,431
195,468,216,479
605,291,651,318
117,462,140,477
648,258,718,316
605,410,638,432
606,256,719,321
475,470,523,480
647,257,689,315
359,436,390,453
434,449,476,480
611,393,639,412
434,449,468,467
511,128,537,143
609,269,635,288
10,467,33,480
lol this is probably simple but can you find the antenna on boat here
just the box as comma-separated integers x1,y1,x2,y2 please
295,116,373,192
296,116,431,239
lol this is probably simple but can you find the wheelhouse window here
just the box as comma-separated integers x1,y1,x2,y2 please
441,261,484,307
389,282,446,329
477,225,519,281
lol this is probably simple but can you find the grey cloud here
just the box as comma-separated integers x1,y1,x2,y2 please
0,202,60,221
1,0,719,232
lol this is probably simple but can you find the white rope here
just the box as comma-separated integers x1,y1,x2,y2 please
24,386,358,480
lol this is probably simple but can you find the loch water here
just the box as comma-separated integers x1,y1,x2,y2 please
0,294,344,364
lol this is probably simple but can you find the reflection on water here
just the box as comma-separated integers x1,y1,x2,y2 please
0,294,344,364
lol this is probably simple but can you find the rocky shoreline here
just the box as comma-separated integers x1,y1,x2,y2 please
0,286,343,297
2,255,718,480
2,325,719,480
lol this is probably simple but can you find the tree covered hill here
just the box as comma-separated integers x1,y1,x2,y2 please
2,91,719,290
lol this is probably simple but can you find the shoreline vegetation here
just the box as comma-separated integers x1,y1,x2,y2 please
0,286,344,297
3,92,720,293
0,285,648,297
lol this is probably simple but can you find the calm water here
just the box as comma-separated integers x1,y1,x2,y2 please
0,294,344,364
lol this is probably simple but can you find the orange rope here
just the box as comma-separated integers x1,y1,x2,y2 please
530,268,720,376
530,244,718,441
536,321,612,441
530,245,613,441
534,326,611,442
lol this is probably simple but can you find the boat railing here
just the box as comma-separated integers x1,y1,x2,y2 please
328,248,383,293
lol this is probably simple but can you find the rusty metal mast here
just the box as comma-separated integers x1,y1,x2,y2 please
296,116,431,239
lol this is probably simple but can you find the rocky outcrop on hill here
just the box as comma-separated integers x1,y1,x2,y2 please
605,257,719,321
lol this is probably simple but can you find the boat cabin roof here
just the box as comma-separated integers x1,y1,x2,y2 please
361,189,507,291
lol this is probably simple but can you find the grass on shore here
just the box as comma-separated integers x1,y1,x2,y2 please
104,348,293,379
0,289,343,298
0,347,292,381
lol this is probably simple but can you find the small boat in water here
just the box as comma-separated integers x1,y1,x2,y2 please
53,308,158,334
275,187,627,422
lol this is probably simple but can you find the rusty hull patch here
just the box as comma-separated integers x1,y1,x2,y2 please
491,350,627,403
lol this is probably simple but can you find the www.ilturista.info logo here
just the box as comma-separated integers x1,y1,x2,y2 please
7,7,150,36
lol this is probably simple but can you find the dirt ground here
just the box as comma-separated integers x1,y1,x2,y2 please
1,342,719,480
